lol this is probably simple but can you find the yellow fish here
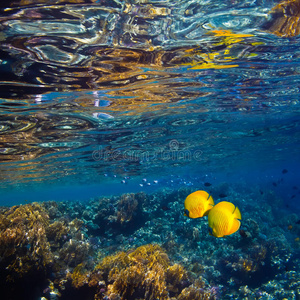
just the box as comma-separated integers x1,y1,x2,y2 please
184,190,214,218
208,201,241,238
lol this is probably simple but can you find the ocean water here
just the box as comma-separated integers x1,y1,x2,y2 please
0,0,300,299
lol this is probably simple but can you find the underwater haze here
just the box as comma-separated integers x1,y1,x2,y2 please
0,0,300,299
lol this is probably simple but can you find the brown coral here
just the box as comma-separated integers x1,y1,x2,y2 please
58,238,91,267
46,220,69,247
0,203,54,299
166,264,186,284
266,0,300,37
0,203,52,270
70,263,90,289
95,244,170,299
177,279,214,300
74,244,215,300
116,193,138,224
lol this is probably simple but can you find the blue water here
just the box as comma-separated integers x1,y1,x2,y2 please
1,0,300,299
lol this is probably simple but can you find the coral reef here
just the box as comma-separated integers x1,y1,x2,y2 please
265,0,300,37
90,192,147,236
46,220,70,248
177,279,219,300
98,244,171,299
0,203,53,299
0,202,93,300
116,193,139,224
0,186,299,300
66,244,215,300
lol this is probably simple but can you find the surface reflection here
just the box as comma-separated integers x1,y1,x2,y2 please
1,0,300,186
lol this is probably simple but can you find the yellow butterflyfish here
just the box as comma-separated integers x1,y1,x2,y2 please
184,190,214,218
208,201,241,238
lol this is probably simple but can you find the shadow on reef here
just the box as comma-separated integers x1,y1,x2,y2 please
216,242,280,288
0,188,300,300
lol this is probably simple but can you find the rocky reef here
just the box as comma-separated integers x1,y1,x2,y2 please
265,0,300,37
0,186,300,300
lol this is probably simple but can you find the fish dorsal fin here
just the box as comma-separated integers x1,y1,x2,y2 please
216,201,241,219
206,193,214,206
215,201,235,212
203,193,214,216
194,190,209,200
232,205,242,220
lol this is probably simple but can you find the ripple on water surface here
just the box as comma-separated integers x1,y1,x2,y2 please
0,0,300,187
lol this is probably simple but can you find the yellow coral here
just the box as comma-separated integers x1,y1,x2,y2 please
108,265,143,298
92,244,215,300
242,259,257,272
0,203,53,281
95,244,171,299
166,263,188,291
128,244,170,270
97,250,130,281
177,279,211,300
70,263,89,289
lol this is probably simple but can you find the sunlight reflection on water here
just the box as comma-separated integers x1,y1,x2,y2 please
0,0,300,187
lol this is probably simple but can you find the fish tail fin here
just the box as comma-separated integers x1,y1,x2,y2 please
233,205,242,220
228,219,241,235
228,205,241,235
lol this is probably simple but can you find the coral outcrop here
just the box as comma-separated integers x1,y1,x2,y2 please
265,0,300,37
66,244,216,300
92,192,147,235
0,203,53,299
